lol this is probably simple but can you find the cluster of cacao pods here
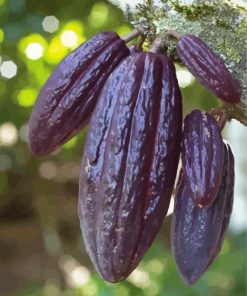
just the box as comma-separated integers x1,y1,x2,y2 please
28,28,240,285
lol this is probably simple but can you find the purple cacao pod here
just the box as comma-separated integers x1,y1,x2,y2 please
182,109,224,207
171,141,234,285
177,34,241,104
78,52,182,282
28,32,129,155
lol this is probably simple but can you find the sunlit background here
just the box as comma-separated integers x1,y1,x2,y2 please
0,0,246,295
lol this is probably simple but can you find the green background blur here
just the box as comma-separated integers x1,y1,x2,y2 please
0,0,246,295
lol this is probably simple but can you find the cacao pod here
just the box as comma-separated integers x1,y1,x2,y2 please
182,109,225,207
78,52,182,282
28,32,129,155
171,141,234,285
176,34,240,104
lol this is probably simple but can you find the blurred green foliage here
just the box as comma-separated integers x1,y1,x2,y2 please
0,1,246,296
11,233,247,296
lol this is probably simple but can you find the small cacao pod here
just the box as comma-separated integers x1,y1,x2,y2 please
28,32,129,155
171,141,234,285
182,109,225,207
78,52,182,282
176,34,240,104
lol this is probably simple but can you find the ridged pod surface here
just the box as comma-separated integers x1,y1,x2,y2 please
177,34,240,104
28,32,129,155
171,141,234,285
182,109,224,207
78,52,182,282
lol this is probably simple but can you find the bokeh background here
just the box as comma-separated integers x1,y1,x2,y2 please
0,0,246,295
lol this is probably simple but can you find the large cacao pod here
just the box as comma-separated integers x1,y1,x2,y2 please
28,32,129,155
182,109,225,207
177,34,241,104
78,52,182,282
171,141,234,285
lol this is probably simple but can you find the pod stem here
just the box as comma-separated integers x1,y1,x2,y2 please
150,30,181,53
122,26,145,43
209,108,229,131
166,30,181,40
150,33,167,53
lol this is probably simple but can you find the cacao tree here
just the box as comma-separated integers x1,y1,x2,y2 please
1,0,246,294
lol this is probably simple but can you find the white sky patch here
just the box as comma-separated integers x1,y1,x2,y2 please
42,15,59,33
176,69,194,88
0,122,18,146
25,42,44,60
0,61,17,79
60,30,78,48
58,255,91,287
128,267,151,288
226,120,247,234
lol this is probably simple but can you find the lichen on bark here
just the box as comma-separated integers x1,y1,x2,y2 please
109,0,247,125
